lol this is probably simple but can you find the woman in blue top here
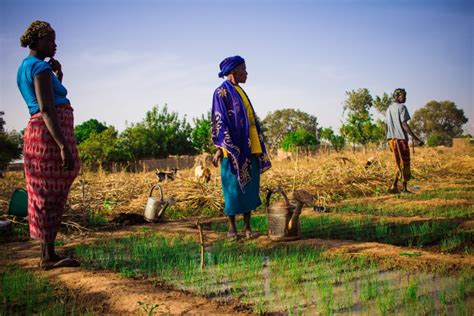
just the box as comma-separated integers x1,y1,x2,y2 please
17,21,80,270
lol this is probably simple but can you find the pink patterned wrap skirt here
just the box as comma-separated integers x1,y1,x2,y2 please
23,105,80,243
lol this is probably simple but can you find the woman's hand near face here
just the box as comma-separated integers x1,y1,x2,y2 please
48,58,63,82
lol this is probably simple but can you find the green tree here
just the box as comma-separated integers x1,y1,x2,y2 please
0,133,22,170
191,112,213,154
75,119,108,144
0,112,22,171
0,111,5,133
119,123,151,159
78,127,131,167
280,128,319,151
261,108,318,151
411,100,468,146
319,127,335,142
340,88,381,149
344,88,373,113
319,127,346,151
340,112,376,147
120,105,194,159
426,134,442,147
372,118,387,145
373,92,393,114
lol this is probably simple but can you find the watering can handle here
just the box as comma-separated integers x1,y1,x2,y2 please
149,184,163,201
265,188,273,209
265,187,290,209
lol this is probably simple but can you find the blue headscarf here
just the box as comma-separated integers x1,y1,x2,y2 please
218,56,245,78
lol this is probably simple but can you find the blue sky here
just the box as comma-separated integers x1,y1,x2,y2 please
1,0,472,133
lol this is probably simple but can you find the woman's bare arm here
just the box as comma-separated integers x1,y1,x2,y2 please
34,71,74,170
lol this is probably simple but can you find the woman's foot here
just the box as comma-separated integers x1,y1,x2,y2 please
245,230,259,239
388,186,399,194
227,230,238,241
50,253,67,261
401,183,412,194
39,257,81,271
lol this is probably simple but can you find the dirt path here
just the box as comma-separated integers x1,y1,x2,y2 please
0,240,250,315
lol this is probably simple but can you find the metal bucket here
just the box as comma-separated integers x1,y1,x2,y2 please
266,188,300,241
144,184,168,223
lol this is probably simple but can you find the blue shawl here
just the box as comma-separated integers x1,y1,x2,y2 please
211,80,271,191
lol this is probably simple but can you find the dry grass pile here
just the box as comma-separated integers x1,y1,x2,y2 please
1,148,472,220
264,147,474,205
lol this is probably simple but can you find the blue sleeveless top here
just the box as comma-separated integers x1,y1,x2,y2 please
17,55,70,115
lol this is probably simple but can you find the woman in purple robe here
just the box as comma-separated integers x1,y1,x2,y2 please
211,56,271,240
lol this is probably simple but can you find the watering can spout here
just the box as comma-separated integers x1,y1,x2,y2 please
156,202,168,219
288,190,313,230
156,196,176,219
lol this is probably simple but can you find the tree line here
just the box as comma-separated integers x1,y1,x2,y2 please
0,89,469,169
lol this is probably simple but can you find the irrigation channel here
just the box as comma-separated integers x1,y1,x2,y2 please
75,231,473,315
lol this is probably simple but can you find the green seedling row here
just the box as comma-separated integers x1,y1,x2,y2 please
337,203,474,219
75,233,474,314
210,215,472,250
397,191,474,201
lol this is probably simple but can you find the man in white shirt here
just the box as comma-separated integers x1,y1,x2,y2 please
385,88,424,193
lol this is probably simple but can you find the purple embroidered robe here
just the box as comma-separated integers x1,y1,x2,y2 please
211,80,271,191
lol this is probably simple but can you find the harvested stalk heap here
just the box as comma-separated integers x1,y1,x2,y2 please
0,148,473,219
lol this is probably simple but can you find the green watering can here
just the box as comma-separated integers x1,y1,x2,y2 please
8,188,28,217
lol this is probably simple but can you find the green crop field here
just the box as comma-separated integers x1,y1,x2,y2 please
75,233,473,315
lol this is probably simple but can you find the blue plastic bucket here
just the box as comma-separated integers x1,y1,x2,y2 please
8,188,28,217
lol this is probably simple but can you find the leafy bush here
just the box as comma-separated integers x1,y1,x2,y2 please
280,128,319,151
0,131,22,170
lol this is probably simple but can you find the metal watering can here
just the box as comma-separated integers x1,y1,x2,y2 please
266,188,313,241
144,184,175,223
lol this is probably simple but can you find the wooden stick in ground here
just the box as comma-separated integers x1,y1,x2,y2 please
196,220,204,271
